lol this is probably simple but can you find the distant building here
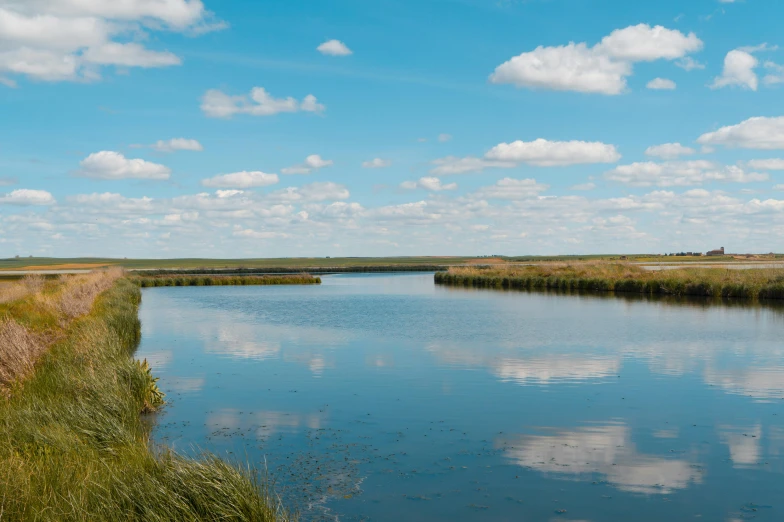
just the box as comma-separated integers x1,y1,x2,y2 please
706,247,725,256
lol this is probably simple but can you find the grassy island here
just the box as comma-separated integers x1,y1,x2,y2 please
435,263,784,300
0,271,292,521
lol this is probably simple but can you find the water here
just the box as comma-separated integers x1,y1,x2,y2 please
136,273,784,521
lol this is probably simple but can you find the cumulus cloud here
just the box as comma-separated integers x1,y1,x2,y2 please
201,87,325,118
201,171,279,189
486,139,621,166
362,158,392,169
0,188,55,205
747,158,784,170
490,42,631,95
711,50,759,90
316,39,352,56
438,133,453,143
77,151,171,180
697,116,784,149
151,138,203,153
646,78,676,90
645,143,696,159
281,155,333,175
431,139,619,175
400,177,457,192
0,0,223,83
490,24,702,95
605,161,768,187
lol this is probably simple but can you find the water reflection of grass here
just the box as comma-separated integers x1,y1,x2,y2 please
436,263,784,301
0,276,294,521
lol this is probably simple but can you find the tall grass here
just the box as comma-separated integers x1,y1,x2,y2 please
0,275,293,521
435,262,784,300
134,274,321,288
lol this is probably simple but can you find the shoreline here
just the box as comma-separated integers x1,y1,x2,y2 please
0,275,292,520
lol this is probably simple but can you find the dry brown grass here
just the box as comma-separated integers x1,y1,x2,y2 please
0,320,44,394
0,268,125,393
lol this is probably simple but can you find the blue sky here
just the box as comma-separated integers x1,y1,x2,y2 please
1,0,783,257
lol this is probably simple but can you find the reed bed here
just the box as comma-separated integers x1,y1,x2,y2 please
138,265,446,276
134,274,321,288
0,274,293,521
435,263,784,300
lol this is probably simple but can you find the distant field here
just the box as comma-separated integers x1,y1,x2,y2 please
0,257,475,271
2,254,781,272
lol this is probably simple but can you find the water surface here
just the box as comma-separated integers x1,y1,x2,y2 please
136,273,784,521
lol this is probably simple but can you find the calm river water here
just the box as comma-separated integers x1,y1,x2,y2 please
136,273,784,521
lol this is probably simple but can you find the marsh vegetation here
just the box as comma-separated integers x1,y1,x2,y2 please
0,271,293,521
435,262,784,299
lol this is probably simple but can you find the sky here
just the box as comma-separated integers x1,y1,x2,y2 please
1,0,784,258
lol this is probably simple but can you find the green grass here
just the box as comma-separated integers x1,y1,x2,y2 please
0,279,293,521
436,263,784,300
134,274,321,287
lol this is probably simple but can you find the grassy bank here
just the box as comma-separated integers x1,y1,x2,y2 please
134,274,321,288
435,263,784,300
0,273,292,521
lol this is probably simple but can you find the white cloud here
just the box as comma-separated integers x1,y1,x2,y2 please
281,154,333,175
77,151,171,180
400,177,457,192
645,143,696,159
0,0,222,83
316,39,352,56
711,50,759,91
646,77,676,90
595,24,703,62
438,133,452,143
490,24,702,95
470,178,549,200
490,42,631,95
201,87,325,119
0,188,55,205
747,158,784,170
485,139,621,166
697,116,784,149
202,171,279,189
605,161,768,187
151,138,203,153
362,158,392,169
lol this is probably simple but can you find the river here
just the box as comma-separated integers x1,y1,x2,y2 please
136,273,784,521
